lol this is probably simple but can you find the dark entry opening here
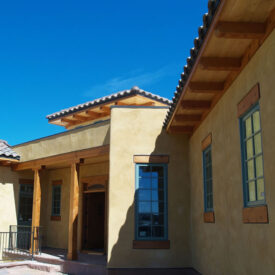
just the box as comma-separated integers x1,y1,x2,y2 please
82,192,105,252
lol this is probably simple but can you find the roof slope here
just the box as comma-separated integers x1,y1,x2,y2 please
163,0,221,128
47,86,171,121
0,140,20,160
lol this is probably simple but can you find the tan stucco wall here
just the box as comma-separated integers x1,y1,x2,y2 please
189,30,275,275
13,120,110,161
0,168,33,233
108,107,191,268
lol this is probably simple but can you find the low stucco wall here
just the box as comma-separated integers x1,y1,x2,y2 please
108,107,191,268
189,30,275,274
13,120,110,161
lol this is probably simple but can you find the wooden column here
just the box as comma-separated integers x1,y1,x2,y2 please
67,162,80,260
31,168,41,253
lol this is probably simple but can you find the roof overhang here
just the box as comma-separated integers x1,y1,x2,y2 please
165,0,275,134
47,87,171,129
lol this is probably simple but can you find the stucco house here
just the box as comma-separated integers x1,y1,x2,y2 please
0,0,275,274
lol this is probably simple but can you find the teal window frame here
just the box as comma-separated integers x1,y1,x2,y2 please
203,145,213,212
51,185,61,216
239,103,265,207
135,163,168,241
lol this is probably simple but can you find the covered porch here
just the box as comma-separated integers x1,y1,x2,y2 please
12,144,109,261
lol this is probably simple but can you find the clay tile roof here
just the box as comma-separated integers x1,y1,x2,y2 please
46,86,171,121
163,0,221,129
0,140,20,160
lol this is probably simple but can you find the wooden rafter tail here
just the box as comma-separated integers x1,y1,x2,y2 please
199,57,242,71
72,114,88,122
100,106,110,113
181,100,211,110
174,114,202,122
61,117,75,124
215,21,266,39
168,126,194,134
189,82,224,94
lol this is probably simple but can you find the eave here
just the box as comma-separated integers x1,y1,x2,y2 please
165,0,275,135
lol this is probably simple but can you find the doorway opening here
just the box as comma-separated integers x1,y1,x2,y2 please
82,192,105,253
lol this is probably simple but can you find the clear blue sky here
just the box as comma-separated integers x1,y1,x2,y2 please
1,0,208,145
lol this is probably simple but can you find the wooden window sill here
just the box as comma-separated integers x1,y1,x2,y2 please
51,216,61,221
133,240,170,249
243,205,268,223
204,211,215,223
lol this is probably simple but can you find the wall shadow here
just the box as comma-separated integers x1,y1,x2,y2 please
107,129,193,273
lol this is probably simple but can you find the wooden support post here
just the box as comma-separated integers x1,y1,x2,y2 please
30,168,41,254
67,162,80,260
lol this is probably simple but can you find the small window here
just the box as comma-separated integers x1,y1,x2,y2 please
52,185,61,216
135,164,168,240
203,145,213,212
240,103,265,206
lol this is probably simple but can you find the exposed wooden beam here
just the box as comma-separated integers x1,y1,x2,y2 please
215,21,266,39
115,101,128,106
100,106,110,112
61,117,75,124
142,102,155,106
181,100,211,110
30,168,41,254
85,110,101,118
169,126,194,134
174,114,201,122
199,57,242,71
67,162,79,260
72,114,88,122
13,145,110,171
0,157,19,163
189,82,224,94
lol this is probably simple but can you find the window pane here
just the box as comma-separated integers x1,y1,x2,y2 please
247,160,255,180
246,138,253,159
152,178,164,189
139,202,151,213
139,166,151,178
152,166,163,178
254,133,262,155
255,156,263,177
257,178,265,201
152,226,164,238
138,190,151,201
138,213,151,226
139,177,151,189
152,213,164,226
138,226,151,238
152,202,164,213
152,190,164,201
245,117,252,138
205,166,212,180
253,111,260,133
248,181,256,202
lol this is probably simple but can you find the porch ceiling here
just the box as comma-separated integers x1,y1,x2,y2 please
165,0,275,134
12,145,109,171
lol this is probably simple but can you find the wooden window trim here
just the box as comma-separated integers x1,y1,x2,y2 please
237,83,260,117
201,133,212,151
52,180,62,186
133,240,170,249
204,212,215,223
133,155,169,164
243,205,268,223
51,215,61,221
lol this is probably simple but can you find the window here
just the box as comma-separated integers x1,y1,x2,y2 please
203,145,213,212
240,103,265,206
52,185,61,216
135,164,167,240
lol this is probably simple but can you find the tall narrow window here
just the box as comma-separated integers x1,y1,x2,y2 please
240,104,265,206
52,184,61,217
203,146,213,212
135,164,167,240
